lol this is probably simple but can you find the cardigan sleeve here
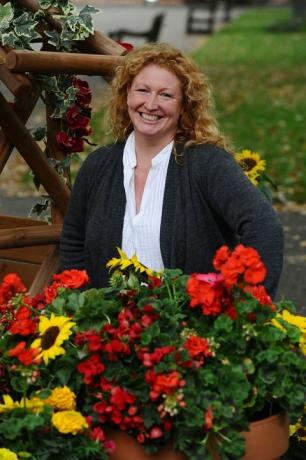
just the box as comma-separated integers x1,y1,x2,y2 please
199,146,284,298
58,158,89,272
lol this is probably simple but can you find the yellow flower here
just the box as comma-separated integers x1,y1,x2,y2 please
0,395,19,413
290,421,306,441
51,410,88,435
44,386,76,411
20,396,45,413
106,247,159,278
31,313,75,365
0,448,18,460
272,310,306,355
0,394,46,414
235,149,266,185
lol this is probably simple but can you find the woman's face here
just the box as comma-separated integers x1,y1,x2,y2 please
127,64,183,146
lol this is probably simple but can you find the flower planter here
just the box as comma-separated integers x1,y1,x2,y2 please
241,412,289,460
109,412,289,460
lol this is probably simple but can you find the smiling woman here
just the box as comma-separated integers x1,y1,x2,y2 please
59,43,284,299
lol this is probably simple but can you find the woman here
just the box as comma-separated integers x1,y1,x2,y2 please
59,43,283,298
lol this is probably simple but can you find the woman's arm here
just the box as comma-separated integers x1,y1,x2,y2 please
202,146,284,298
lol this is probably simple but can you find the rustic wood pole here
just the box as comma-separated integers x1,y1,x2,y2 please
0,90,39,173
6,50,124,75
0,93,70,215
0,47,33,97
28,245,59,296
0,224,62,249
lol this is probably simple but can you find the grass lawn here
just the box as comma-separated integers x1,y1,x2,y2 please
192,6,306,202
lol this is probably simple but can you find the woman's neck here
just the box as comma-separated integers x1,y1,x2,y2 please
134,133,173,164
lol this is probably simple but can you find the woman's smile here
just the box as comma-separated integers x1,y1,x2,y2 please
127,64,182,145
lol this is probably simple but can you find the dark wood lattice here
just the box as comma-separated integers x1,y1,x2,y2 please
0,0,126,294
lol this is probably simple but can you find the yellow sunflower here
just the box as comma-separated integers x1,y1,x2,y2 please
106,247,159,278
31,313,75,365
234,149,266,185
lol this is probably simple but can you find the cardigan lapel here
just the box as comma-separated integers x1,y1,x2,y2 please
160,146,182,267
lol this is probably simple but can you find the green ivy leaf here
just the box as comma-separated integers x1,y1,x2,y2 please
0,3,14,32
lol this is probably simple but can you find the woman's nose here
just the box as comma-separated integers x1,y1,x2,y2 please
144,92,158,110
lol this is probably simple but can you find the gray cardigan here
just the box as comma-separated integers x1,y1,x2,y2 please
59,142,284,297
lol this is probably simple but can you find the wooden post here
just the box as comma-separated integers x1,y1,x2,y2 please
6,50,124,75
0,47,33,97
0,92,70,215
28,245,59,296
0,90,39,174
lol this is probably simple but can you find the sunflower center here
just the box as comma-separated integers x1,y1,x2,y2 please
41,326,60,350
240,158,257,172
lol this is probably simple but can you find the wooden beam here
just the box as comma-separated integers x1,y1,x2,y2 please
6,50,123,75
28,244,59,296
0,224,62,249
0,90,39,174
0,47,33,97
0,93,70,215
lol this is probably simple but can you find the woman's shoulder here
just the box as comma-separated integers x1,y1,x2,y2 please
83,142,125,168
184,143,234,166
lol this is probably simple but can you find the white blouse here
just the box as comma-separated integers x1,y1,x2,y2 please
122,132,173,272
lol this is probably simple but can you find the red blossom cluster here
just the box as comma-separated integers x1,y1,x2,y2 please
56,78,93,154
0,273,26,305
187,245,273,319
8,341,40,366
0,269,89,369
183,335,212,367
145,369,183,401
43,269,89,304
213,244,266,288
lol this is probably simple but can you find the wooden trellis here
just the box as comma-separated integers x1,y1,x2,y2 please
0,0,126,294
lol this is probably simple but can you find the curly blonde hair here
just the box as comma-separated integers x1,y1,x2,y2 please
109,43,228,149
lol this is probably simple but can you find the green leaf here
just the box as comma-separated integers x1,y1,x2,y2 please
143,406,161,428
0,3,14,32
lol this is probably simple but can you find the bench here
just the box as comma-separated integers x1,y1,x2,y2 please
108,13,165,43
186,0,218,35
186,0,233,35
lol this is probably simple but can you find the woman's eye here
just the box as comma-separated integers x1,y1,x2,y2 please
160,93,172,99
136,88,147,93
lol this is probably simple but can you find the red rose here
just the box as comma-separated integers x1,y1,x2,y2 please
56,131,84,154
74,78,92,108
66,105,90,130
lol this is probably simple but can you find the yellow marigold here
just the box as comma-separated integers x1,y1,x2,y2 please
0,448,18,460
272,310,306,355
52,410,88,435
44,386,76,411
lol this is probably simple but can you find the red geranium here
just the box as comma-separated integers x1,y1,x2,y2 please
53,269,89,289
